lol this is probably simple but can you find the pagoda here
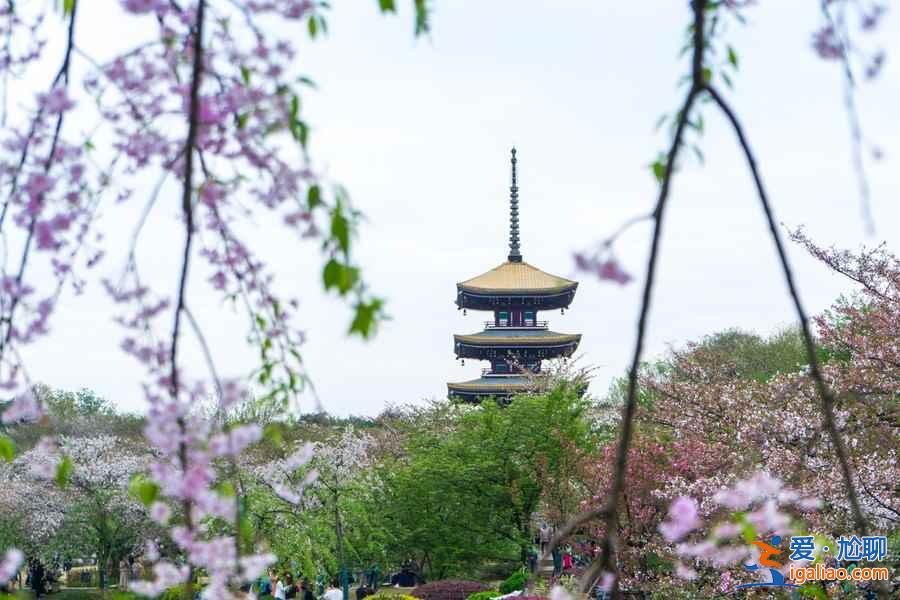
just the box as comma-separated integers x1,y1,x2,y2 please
447,148,581,404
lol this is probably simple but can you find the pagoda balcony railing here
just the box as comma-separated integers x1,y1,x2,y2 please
483,320,548,329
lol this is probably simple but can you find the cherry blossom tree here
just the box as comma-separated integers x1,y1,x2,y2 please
0,434,152,585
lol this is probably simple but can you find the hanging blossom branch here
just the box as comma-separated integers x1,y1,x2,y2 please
814,0,887,235
0,1,429,598
549,1,880,598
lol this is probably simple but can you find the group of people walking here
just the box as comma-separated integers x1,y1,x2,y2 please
528,522,598,577
260,571,320,600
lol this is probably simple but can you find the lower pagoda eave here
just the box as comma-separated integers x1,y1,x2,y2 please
447,374,549,404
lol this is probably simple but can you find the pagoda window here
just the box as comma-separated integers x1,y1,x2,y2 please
524,311,535,326
498,311,509,326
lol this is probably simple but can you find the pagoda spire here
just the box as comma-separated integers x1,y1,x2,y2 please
508,147,522,262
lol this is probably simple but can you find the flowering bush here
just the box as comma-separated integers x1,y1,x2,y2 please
411,580,490,600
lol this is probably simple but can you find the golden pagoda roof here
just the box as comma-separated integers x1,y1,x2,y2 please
457,261,577,295
447,375,540,393
454,330,581,347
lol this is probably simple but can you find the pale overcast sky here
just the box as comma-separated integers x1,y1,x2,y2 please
18,1,900,416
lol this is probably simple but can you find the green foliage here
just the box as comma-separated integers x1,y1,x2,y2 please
55,455,73,488
498,570,527,594
376,0,431,35
465,592,499,600
160,585,190,600
689,327,810,382
0,435,14,462
376,382,596,578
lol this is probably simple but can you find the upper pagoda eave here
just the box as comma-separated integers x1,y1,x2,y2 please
456,261,578,310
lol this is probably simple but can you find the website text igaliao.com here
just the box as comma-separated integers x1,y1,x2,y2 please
789,563,890,584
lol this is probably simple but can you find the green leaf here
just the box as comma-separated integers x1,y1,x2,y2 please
240,65,251,85
379,0,396,12
330,208,351,255
56,456,73,489
130,475,160,506
414,0,429,35
290,120,309,148
308,15,318,38
0,435,15,462
651,159,666,184
727,45,739,69
63,0,75,15
322,259,359,294
702,67,712,83
237,113,249,130
290,95,300,122
307,185,322,210
350,298,386,339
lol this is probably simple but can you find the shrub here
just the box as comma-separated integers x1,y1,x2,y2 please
369,594,418,600
465,592,499,600
161,584,193,600
412,580,489,600
498,571,527,594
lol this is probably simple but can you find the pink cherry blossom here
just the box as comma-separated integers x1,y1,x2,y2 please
37,87,75,114
659,496,700,542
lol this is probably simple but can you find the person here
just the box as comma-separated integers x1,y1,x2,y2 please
562,545,573,573
539,523,551,554
526,545,538,573
259,570,274,596
274,572,288,600
301,578,316,600
118,557,130,590
285,573,297,599
551,545,562,577
29,559,47,598
323,579,343,600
